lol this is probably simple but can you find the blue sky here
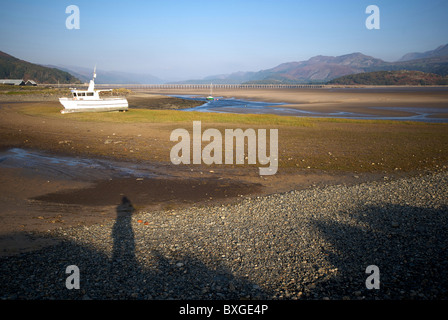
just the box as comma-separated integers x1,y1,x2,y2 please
1,0,447,81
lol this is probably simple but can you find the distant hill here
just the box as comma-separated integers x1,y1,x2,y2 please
0,51,81,84
248,53,387,84
398,44,448,62
328,70,448,86
368,55,448,77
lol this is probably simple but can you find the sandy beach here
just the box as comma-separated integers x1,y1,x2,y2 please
131,86,448,119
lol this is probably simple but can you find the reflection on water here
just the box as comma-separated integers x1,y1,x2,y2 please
173,95,448,123
0,148,158,181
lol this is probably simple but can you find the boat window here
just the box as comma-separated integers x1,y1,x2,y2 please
72,92,77,97
79,92,86,96
86,92,94,96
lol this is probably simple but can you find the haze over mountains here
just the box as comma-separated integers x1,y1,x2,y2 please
1,44,448,84
48,65,164,85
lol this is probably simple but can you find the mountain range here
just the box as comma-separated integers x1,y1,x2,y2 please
174,44,448,84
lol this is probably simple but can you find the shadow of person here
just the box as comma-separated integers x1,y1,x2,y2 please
0,194,275,299
111,196,137,276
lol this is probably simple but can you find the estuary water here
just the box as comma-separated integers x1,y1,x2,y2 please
0,148,159,181
174,95,448,123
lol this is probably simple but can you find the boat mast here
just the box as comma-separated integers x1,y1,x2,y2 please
87,65,97,92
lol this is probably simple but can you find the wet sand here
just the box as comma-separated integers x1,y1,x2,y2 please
1,88,447,255
136,87,448,119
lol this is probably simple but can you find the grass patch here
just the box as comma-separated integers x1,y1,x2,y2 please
20,103,442,128
21,104,317,127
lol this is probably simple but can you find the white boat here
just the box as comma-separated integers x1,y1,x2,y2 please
59,67,128,114
206,82,214,101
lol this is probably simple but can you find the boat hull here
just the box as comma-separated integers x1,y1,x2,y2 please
59,97,129,114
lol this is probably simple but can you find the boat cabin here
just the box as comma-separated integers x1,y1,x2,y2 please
71,90,97,100
70,88,111,100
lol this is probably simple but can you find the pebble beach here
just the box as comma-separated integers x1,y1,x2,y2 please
1,170,447,300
